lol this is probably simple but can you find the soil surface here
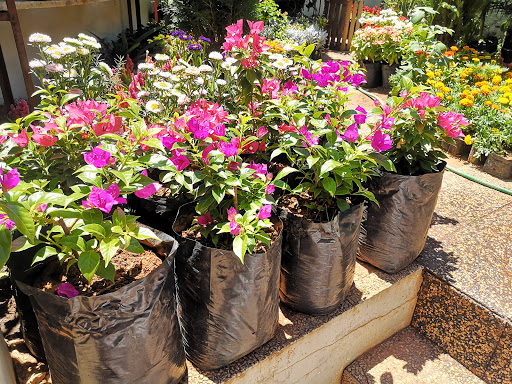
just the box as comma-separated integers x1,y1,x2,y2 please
278,193,357,223
34,248,163,297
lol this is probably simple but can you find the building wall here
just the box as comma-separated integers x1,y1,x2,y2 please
0,0,152,105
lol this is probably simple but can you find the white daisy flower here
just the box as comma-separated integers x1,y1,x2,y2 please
148,68,160,76
269,53,284,61
159,71,172,79
216,79,227,86
138,62,155,71
137,90,150,98
208,51,223,60
77,48,90,55
198,65,213,73
63,69,78,78
44,45,60,54
221,62,232,70
154,81,172,90
29,33,52,43
225,57,237,66
172,65,185,73
59,45,77,56
50,52,63,60
154,53,169,61
98,62,113,77
81,40,101,49
45,63,64,73
185,67,200,76
63,37,83,46
145,100,164,113
177,95,190,105
29,59,46,69
195,77,205,85
272,60,289,70
171,89,184,97
283,43,296,51
78,33,97,42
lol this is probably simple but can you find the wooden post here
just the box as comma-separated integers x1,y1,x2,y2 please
0,44,15,114
5,0,36,110
341,0,353,51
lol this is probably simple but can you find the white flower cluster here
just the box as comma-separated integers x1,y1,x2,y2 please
285,24,328,50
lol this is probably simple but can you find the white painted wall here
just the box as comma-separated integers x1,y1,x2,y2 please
0,0,152,105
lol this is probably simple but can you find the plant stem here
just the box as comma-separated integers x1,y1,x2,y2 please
233,185,239,211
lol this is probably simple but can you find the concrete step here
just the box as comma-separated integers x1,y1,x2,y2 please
341,326,485,384
183,261,423,384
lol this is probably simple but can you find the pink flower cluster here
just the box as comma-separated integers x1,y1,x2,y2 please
223,20,269,69
302,61,366,88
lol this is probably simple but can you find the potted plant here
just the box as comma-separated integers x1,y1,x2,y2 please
264,59,393,315
358,78,469,273
0,55,186,382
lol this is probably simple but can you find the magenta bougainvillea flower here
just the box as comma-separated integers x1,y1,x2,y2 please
82,184,127,213
135,182,162,198
258,205,272,220
265,184,275,195
227,207,237,222
229,221,241,235
197,212,212,226
36,204,48,213
0,214,15,229
343,123,359,142
354,106,367,124
437,111,468,138
0,168,20,193
56,282,79,299
91,115,123,136
31,125,58,147
9,129,29,147
371,130,393,152
248,162,267,176
219,141,239,157
170,154,190,171
83,146,115,168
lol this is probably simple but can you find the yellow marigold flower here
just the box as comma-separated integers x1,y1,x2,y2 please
485,56,491,59
505,92,512,98
498,97,509,104
446,95,453,101
471,89,479,95
461,73,467,79
491,60,496,64
506,79,512,84
434,81,444,89
459,98,473,107
450,46,458,51
492,85,500,91
493,75,503,84
442,87,451,93
435,71,441,76
464,135,473,145
427,79,435,86
481,87,491,96
501,86,511,93
436,92,444,99
462,56,469,60
475,74,482,80
506,72,512,78
473,58,480,63
484,100,492,107
492,103,499,109
463,45,470,50
426,71,435,79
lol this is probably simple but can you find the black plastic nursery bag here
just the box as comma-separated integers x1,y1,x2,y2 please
358,166,445,273
279,203,364,315
15,230,186,384
173,203,282,370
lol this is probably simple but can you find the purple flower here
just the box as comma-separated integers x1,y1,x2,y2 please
346,73,366,87
199,36,211,43
301,69,312,80
257,126,268,138
354,106,367,125
380,117,396,130
180,34,192,41
56,282,79,299
322,61,340,74
202,144,214,164
258,205,272,220
265,184,275,194
300,126,319,147
172,30,185,36
248,162,267,176
371,130,393,152
36,204,48,213
343,123,359,142
227,207,237,222
82,184,127,214
229,221,240,235
197,212,212,226
171,154,190,171
135,182,162,198
219,141,239,157
0,214,15,229
83,146,114,168
161,136,177,150
188,44,202,51
212,123,225,137
0,168,20,194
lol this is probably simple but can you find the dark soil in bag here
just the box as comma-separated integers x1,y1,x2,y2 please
278,202,364,315
172,202,282,370
358,165,445,273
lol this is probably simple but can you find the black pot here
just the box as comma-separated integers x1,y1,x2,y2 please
382,63,400,88
12,228,186,384
362,61,382,88
358,163,445,273
502,47,512,64
172,202,282,370
279,203,364,315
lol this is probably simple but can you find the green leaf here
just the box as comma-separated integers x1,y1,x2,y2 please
304,43,315,58
0,202,35,242
270,148,284,160
112,208,127,228
322,177,337,197
132,226,158,241
124,238,144,254
255,232,271,246
0,227,11,270
369,152,396,172
233,234,248,262
336,199,350,212
307,156,320,169
60,236,86,252
60,93,80,106
11,236,39,252
100,237,121,265
319,160,341,177
275,167,298,181
96,262,115,282
81,224,106,238
212,186,225,204
111,169,133,187
78,251,100,283
32,246,58,265
82,209,103,224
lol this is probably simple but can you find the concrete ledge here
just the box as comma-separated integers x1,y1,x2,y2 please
0,0,111,12
184,262,424,384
